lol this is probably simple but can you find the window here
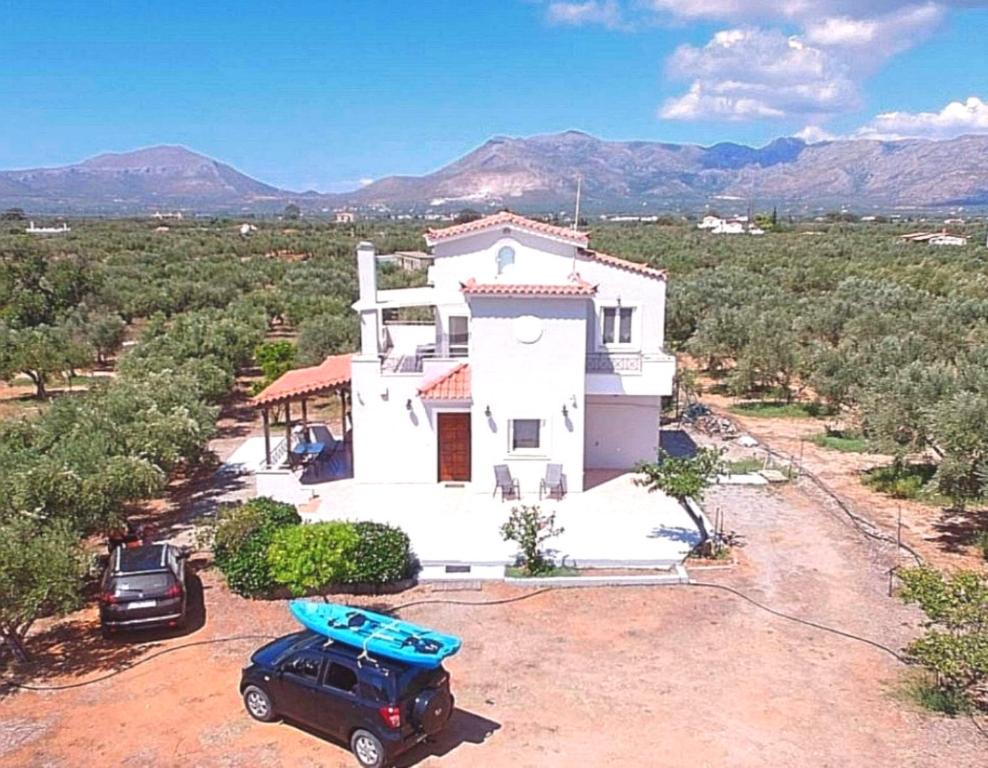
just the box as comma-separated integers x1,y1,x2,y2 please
602,306,634,345
324,662,358,693
511,419,541,451
448,316,469,357
283,654,321,680
497,245,515,274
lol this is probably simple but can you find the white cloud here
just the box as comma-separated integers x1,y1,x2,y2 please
794,124,837,142
660,28,858,120
542,0,987,123
803,3,942,66
546,1,626,29
855,96,988,140
643,0,977,25
359,177,374,187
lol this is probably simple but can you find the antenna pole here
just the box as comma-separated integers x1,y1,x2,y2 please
573,176,582,231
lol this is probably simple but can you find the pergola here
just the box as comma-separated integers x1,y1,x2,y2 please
250,354,352,469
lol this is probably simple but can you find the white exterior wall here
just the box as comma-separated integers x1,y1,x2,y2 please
584,395,661,469
429,230,578,288
351,357,442,484
349,218,675,492
468,295,588,495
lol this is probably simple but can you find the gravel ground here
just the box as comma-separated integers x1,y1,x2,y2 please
2,478,985,767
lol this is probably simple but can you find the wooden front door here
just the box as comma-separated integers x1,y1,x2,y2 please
437,412,471,482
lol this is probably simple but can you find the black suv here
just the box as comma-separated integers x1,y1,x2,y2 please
240,630,454,768
99,543,188,636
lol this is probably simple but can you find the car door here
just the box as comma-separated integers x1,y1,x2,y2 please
317,659,362,739
277,651,325,726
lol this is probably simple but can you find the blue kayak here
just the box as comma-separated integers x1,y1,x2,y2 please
288,600,462,669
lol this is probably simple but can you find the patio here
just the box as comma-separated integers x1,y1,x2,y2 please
299,465,702,575
222,415,704,577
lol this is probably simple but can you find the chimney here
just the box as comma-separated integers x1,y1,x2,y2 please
357,241,377,302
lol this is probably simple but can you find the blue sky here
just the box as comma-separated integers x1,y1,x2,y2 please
1,1,986,191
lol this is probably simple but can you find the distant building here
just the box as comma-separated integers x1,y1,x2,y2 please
711,219,745,235
239,223,257,237
376,250,435,271
152,211,184,220
698,215,723,230
899,231,968,247
335,210,356,224
25,221,70,235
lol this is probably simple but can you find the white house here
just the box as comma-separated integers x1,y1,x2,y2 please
335,210,356,224
348,212,675,496
698,215,723,230
900,230,968,247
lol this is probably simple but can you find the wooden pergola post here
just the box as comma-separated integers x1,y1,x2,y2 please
262,408,271,468
301,398,309,442
285,401,292,458
339,389,347,437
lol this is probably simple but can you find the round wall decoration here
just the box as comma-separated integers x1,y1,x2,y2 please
513,314,543,344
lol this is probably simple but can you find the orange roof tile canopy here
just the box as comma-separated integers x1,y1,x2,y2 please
417,363,471,400
581,248,667,280
459,277,597,297
251,354,352,407
425,211,590,247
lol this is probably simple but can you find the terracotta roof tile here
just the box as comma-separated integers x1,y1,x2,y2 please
251,354,351,407
580,248,667,280
425,212,589,246
417,363,471,400
460,277,597,297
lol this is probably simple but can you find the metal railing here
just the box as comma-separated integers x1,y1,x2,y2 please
585,352,643,373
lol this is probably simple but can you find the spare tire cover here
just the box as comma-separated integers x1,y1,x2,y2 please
412,687,451,734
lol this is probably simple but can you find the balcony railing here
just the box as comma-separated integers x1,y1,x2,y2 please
586,352,643,374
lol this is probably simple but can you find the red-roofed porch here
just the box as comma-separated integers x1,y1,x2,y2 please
250,353,352,470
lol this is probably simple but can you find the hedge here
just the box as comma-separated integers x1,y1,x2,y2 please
267,521,414,597
212,497,301,597
211,503,414,598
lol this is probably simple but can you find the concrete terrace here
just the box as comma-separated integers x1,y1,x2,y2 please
221,434,702,574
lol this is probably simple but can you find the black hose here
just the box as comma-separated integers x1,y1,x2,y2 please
686,581,909,663
3,634,278,692
0,583,916,693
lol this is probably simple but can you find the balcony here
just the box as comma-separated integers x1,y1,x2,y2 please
585,351,675,396
586,352,643,373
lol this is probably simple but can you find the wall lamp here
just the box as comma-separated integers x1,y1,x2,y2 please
562,404,569,418
484,405,492,418
406,398,413,411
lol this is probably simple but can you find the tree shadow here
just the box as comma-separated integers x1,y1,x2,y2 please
931,506,988,555
647,525,702,545
1,572,208,693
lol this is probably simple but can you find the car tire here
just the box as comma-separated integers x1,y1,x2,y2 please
243,685,276,723
350,729,387,768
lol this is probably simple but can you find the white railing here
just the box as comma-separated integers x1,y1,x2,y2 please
586,352,643,373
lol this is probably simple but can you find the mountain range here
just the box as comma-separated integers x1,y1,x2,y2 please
3,131,987,214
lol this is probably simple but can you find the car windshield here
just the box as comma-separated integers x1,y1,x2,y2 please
111,573,172,594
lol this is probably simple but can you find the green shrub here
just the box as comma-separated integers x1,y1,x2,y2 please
348,522,414,583
863,463,936,500
809,429,869,453
212,497,300,597
267,522,361,596
266,521,415,596
500,505,565,576
977,530,988,561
